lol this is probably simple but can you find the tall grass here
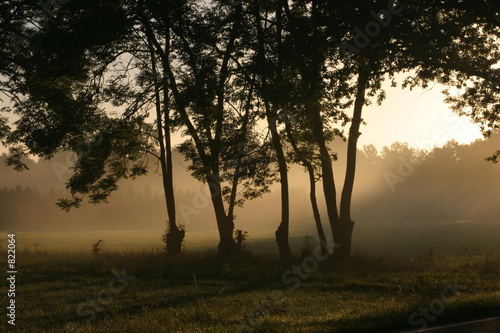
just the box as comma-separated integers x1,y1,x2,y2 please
2,246,500,333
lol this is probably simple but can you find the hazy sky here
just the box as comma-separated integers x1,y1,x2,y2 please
0,80,484,154
358,82,483,150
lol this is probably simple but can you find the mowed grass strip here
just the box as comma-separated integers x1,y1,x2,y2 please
2,249,500,333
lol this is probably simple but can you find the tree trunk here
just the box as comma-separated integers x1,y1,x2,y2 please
218,218,237,258
307,97,340,242
332,220,355,262
337,61,369,263
207,175,238,258
283,0,338,258
150,42,184,255
268,106,292,262
275,223,291,262
306,0,340,250
162,99,184,255
306,163,328,256
166,227,185,255
284,114,327,256
254,2,292,262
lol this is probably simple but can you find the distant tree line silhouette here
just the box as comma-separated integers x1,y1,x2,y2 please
2,135,498,231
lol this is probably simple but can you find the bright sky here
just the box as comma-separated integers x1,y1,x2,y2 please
0,80,484,155
358,82,483,151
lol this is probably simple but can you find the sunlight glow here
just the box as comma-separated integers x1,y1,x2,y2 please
358,80,483,151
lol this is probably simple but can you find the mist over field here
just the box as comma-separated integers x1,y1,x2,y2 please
2,1,500,331
2,133,499,250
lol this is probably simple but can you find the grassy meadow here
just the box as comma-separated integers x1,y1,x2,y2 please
1,224,500,333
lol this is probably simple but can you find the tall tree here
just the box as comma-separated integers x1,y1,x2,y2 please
252,0,293,262
147,25,185,254
145,0,276,257
336,0,500,261
278,0,500,263
283,109,329,256
281,0,348,261
2,0,184,254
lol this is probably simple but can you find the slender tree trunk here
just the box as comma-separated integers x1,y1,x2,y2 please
274,0,292,263
228,82,253,220
164,24,184,255
162,89,184,255
254,2,292,262
210,2,242,258
338,62,369,262
306,163,328,255
160,98,184,256
268,106,292,262
284,115,328,256
291,0,340,254
150,4,242,258
309,102,340,240
207,175,237,258
225,87,253,256
150,41,184,255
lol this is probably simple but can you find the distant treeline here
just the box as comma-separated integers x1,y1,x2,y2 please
1,134,499,231
352,136,500,226
0,184,166,230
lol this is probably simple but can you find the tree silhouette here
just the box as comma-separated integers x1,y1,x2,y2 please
1,0,499,261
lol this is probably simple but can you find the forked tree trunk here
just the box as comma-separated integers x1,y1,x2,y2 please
150,42,184,255
308,98,340,243
332,221,355,262
284,115,328,256
208,175,238,258
284,0,338,259
337,61,369,263
153,2,242,258
212,2,242,259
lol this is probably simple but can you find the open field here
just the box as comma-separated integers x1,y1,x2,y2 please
1,249,500,333
4,220,500,256
1,223,500,333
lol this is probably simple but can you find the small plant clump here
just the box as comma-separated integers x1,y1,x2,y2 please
300,235,316,259
428,246,436,261
92,240,103,256
234,229,249,253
